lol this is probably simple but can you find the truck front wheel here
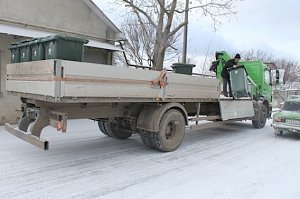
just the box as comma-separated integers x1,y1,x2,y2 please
252,104,267,129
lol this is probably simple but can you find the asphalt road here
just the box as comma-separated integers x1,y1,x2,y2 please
0,119,300,199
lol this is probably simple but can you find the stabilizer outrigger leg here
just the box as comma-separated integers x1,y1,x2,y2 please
5,122,49,150
18,116,35,132
5,107,50,150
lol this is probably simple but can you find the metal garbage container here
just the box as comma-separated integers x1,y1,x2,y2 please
229,66,249,98
19,40,33,62
9,42,21,63
171,63,195,75
42,35,89,61
30,38,45,61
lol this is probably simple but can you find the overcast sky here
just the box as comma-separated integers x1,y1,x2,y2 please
189,0,300,59
94,0,299,68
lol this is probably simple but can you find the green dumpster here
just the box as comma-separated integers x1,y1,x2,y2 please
31,38,45,61
229,66,249,98
9,42,21,63
42,35,89,61
19,41,32,62
171,63,195,75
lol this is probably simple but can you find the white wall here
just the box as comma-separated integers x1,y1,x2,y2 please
0,0,116,41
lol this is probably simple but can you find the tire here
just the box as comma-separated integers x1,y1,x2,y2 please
252,104,267,129
274,129,283,136
140,130,155,148
151,109,186,152
97,121,110,136
104,122,133,139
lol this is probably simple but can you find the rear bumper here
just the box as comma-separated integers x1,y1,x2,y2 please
272,122,300,133
5,123,49,150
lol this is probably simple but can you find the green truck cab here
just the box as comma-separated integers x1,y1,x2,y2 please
272,97,300,135
213,51,274,121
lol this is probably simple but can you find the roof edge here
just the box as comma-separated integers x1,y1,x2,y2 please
83,0,122,34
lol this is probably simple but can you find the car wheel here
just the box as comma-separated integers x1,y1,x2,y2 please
274,130,283,136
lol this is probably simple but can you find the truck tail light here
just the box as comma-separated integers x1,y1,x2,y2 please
273,117,284,122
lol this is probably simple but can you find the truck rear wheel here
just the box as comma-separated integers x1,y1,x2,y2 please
151,109,185,152
104,122,133,139
97,121,110,136
252,104,267,129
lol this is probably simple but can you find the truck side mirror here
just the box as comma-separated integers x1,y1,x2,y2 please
271,69,285,85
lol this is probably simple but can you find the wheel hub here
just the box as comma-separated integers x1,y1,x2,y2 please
165,121,177,139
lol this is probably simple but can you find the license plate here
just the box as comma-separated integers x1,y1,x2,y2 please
286,119,300,125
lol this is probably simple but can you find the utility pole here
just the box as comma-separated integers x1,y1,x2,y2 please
182,0,189,63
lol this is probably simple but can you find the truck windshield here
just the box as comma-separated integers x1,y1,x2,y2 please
283,101,300,111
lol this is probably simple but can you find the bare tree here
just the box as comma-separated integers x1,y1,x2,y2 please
275,58,300,83
242,49,274,62
242,49,300,84
118,0,238,70
116,14,181,67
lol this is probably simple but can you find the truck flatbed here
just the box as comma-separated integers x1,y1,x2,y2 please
4,59,266,152
6,60,219,103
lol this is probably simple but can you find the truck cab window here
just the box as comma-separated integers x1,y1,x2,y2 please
264,69,271,85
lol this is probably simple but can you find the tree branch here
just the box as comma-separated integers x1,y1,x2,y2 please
168,21,187,38
123,0,157,28
156,0,169,15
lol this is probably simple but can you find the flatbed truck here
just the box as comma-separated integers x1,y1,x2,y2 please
4,53,276,152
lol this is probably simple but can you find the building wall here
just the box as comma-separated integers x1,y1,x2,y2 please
0,0,121,124
0,34,24,124
84,47,112,65
0,35,114,124
0,34,113,125
0,0,115,41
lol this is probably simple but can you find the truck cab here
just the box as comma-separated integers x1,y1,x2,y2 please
214,51,273,119
214,52,272,98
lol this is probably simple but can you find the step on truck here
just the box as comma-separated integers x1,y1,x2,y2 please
4,51,279,152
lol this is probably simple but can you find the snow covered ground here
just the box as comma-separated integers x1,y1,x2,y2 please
0,119,300,199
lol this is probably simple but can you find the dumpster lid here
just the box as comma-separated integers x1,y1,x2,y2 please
8,44,19,49
41,35,89,44
9,39,36,49
171,63,196,67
